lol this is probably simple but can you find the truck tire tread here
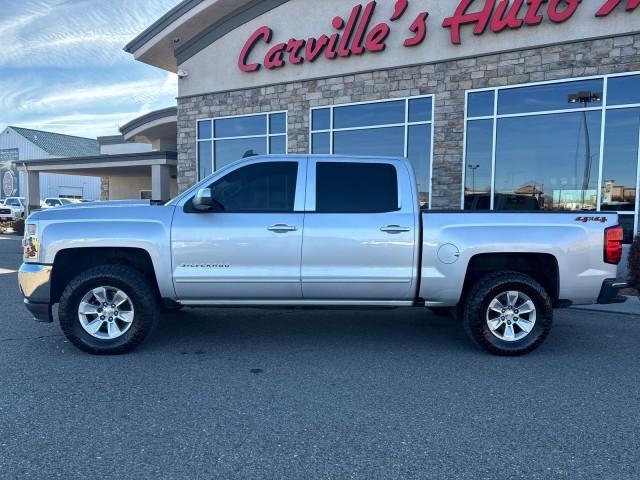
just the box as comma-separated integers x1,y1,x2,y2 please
58,265,159,355
462,271,553,356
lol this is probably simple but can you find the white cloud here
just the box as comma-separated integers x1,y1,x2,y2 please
0,0,182,67
19,74,178,113
0,0,182,138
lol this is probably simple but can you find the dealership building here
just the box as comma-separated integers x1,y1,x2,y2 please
123,0,640,239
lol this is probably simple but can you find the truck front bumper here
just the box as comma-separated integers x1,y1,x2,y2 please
18,263,53,322
597,279,628,305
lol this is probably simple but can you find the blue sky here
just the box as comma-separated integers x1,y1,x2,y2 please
0,0,182,139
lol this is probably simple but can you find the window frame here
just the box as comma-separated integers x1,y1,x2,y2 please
309,95,435,210
196,111,288,181
463,71,640,237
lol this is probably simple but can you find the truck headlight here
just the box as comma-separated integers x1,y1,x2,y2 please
23,224,38,260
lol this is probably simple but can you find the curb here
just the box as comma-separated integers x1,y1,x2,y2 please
570,296,640,316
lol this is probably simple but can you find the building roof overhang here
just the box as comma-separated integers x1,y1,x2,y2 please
123,0,289,72
14,151,177,177
120,107,177,143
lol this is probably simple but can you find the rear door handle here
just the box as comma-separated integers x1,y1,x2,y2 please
267,224,298,233
380,225,412,234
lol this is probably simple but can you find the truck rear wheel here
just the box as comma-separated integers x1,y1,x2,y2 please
462,271,552,356
58,265,159,355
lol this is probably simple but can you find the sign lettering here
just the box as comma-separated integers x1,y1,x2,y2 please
238,0,639,72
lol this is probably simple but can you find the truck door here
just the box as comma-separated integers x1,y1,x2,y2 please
171,158,306,301
301,159,418,301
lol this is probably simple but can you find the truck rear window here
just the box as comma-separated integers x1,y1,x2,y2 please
315,162,398,213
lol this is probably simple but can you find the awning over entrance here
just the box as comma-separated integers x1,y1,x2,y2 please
14,151,177,210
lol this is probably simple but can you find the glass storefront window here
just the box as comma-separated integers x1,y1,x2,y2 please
464,73,640,243
467,91,495,118
464,119,493,210
311,132,330,154
196,112,287,179
498,79,603,115
198,141,213,179
214,137,267,170
312,109,330,131
215,115,266,138
333,127,405,157
495,112,601,211
310,96,434,209
334,100,405,129
607,75,640,106
600,108,640,213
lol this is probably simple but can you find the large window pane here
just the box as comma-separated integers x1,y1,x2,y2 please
311,132,330,154
269,113,286,134
208,162,298,212
198,141,213,179
601,108,640,212
468,91,495,118
334,101,405,129
495,112,602,211
464,119,494,210
269,135,286,154
409,98,432,123
197,120,212,140
215,115,266,138
498,79,604,115
316,162,398,213
214,137,267,170
312,109,330,131
333,127,405,157
607,75,640,106
408,124,431,209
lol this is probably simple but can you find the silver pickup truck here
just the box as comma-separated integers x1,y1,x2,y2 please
18,155,626,356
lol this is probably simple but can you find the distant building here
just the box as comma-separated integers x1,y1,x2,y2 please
0,126,101,201
13,109,178,209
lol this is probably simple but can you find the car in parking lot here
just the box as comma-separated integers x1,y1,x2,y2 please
40,197,76,209
1,197,26,220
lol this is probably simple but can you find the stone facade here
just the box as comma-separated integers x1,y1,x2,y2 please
177,34,640,209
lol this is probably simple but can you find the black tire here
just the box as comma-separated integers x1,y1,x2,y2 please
59,265,160,355
462,271,553,356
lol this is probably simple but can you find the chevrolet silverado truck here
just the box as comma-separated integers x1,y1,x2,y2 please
18,155,626,356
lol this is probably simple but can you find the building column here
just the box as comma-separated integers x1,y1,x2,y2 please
25,170,40,214
151,165,171,202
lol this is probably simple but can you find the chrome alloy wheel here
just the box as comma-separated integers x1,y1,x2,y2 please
486,290,537,342
78,287,135,340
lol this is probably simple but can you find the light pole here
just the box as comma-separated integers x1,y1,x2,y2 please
568,91,602,209
467,164,480,194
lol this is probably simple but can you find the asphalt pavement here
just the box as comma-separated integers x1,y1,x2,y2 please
0,235,639,479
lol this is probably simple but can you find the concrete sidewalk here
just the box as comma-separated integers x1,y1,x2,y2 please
572,296,640,316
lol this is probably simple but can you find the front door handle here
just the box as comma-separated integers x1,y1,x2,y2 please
267,224,298,233
380,225,411,234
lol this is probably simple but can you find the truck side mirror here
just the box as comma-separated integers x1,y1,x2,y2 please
192,188,224,212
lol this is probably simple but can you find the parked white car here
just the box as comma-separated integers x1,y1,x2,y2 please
1,197,26,220
41,198,75,209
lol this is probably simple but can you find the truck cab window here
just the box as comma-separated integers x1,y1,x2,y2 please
315,162,398,213
203,161,298,213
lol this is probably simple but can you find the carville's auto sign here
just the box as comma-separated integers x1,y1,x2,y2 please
238,0,639,72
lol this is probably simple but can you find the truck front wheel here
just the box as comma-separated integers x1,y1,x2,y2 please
462,271,552,356
58,265,160,355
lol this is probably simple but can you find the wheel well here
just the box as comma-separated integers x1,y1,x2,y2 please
50,248,159,304
461,253,559,303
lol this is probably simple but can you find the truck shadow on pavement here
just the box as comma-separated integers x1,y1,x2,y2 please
150,307,471,355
